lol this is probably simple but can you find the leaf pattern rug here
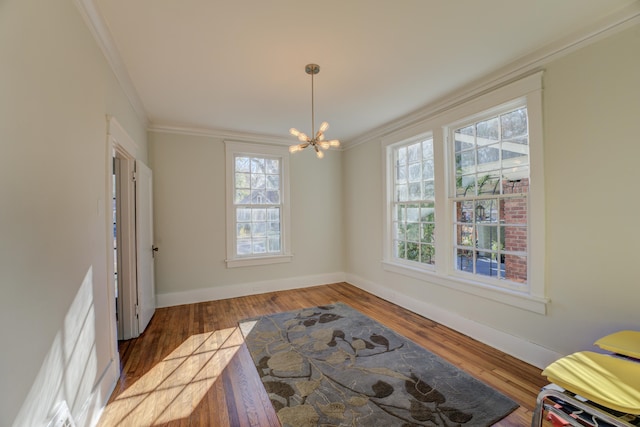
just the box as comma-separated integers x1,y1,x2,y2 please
239,303,518,427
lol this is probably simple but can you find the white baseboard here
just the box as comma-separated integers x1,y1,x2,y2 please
155,272,347,308
346,273,563,369
77,357,119,427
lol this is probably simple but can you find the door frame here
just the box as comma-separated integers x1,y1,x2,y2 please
106,116,141,350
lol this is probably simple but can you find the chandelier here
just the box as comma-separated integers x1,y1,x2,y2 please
289,63,340,159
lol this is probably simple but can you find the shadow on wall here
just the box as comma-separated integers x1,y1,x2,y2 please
11,267,105,427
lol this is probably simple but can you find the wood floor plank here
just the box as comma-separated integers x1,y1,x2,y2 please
97,282,548,426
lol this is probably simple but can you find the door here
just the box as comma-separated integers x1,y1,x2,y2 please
136,161,155,334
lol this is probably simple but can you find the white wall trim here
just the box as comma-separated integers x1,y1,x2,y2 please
107,115,139,159
156,272,347,308
75,358,119,427
346,2,640,150
149,124,292,145
73,0,148,127
345,273,563,369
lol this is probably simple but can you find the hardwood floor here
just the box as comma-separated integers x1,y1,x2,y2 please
97,282,548,426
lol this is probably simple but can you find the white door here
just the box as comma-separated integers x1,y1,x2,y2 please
136,161,156,334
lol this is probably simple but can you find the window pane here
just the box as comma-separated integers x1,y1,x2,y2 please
252,209,266,222
501,108,528,141
397,147,407,166
502,196,527,224
396,184,408,202
455,126,474,151
476,257,504,279
395,240,405,258
421,224,435,243
456,224,474,246
251,158,265,173
420,244,435,264
504,225,527,251
236,208,251,222
268,236,281,252
235,157,250,172
235,172,250,189
408,163,421,182
265,159,280,174
476,224,498,250
477,145,499,168
408,183,421,200
477,173,500,195
267,208,280,221
457,201,473,223
406,205,419,222
396,163,407,181
237,223,251,239
406,242,419,261
251,173,266,189
505,254,527,283
252,222,266,237
422,139,433,160
234,189,250,204
457,249,473,272
476,117,499,142
422,181,434,198
237,239,251,255
422,159,434,180
456,174,476,197
408,143,420,162
503,166,529,183
268,221,280,234
252,239,266,253
266,174,279,190
456,151,475,173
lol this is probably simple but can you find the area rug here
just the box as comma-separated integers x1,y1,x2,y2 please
239,303,518,427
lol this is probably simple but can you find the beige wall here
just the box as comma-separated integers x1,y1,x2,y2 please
343,23,640,359
2,1,638,424
148,131,344,300
0,0,147,425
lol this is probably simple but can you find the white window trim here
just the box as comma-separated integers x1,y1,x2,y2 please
382,72,547,314
225,140,292,268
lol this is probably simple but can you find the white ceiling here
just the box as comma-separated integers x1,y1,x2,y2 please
91,0,638,144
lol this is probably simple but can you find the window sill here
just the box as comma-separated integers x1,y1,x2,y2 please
382,260,548,314
226,254,293,268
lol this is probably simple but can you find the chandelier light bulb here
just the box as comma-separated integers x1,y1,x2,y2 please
289,128,301,137
328,140,340,148
319,141,330,150
319,122,329,133
316,149,324,159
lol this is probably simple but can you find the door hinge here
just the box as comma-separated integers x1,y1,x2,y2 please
132,171,137,182
135,304,139,318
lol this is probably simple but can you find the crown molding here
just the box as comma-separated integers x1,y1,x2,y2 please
73,0,148,127
148,124,294,146
345,1,640,150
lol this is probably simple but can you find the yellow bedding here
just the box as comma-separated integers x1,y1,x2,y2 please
542,351,640,414
595,330,640,359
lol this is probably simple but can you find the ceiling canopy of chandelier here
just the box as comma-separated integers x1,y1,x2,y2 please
289,64,340,159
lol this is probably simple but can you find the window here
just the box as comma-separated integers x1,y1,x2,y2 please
225,141,292,267
392,137,436,266
383,72,546,313
452,106,529,288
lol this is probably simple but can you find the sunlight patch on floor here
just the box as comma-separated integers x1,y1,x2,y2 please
99,327,245,426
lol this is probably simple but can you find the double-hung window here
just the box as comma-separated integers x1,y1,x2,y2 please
451,106,530,289
392,137,436,266
383,72,546,313
225,141,292,268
